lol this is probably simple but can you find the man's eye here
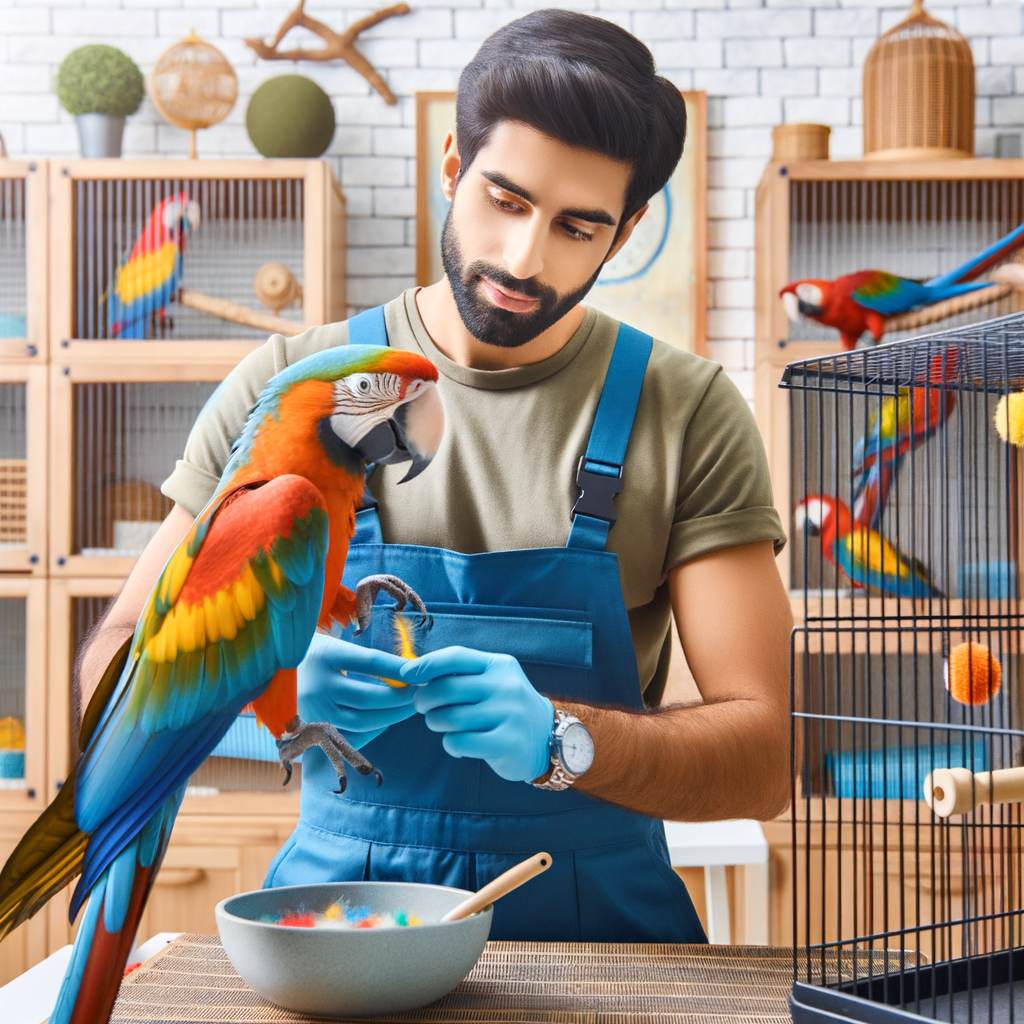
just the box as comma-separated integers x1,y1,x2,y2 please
560,222,594,242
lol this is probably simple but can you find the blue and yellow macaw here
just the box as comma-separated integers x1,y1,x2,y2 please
108,192,199,339
851,348,959,528
0,344,444,1024
796,495,942,599
781,221,1024,349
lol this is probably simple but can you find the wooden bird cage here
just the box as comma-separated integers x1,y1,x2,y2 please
863,0,975,160
0,161,46,360
151,34,238,160
50,160,345,350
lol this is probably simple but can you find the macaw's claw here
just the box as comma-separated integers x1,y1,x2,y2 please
277,718,382,794
353,573,430,636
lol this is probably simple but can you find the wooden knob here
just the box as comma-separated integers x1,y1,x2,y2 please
254,262,302,315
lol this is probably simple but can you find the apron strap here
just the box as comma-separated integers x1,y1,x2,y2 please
347,305,389,348
348,306,389,537
566,322,654,551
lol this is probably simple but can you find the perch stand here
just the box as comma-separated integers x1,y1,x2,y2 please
177,290,303,337
254,263,303,316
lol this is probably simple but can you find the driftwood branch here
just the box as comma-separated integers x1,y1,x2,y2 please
244,1,411,105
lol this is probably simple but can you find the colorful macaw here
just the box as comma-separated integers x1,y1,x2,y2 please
796,495,942,599
0,344,444,1024
108,192,200,339
781,221,1024,350
850,348,959,528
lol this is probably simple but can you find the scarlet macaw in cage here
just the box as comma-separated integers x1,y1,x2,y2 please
780,221,1024,350
796,495,942,599
850,348,959,528
107,192,200,339
0,344,444,1024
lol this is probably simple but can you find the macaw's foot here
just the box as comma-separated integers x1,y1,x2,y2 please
353,573,431,636
277,716,384,794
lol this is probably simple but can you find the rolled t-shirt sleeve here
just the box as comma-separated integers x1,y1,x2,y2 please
161,336,287,517
665,367,786,574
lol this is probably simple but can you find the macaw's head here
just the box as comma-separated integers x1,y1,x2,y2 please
795,495,851,541
154,192,200,247
780,280,829,323
258,345,445,484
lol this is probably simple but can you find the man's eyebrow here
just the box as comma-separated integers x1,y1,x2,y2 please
480,170,618,228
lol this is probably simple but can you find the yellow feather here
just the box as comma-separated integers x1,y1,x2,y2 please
116,242,178,304
203,595,220,644
216,590,238,641
234,575,256,620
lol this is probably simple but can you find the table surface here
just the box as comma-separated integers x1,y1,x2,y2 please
109,934,806,1023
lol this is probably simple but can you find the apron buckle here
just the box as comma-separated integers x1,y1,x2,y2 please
570,457,624,524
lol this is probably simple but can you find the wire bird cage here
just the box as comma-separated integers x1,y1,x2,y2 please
785,311,1024,1022
72,177,306,341
787,179,1024,345
69,594,295,794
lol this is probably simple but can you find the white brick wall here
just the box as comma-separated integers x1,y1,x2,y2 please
1,0,1022,396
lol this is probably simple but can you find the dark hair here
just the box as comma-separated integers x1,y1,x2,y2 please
455,10,686,225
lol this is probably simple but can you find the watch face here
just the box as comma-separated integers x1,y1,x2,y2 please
559,722,595,775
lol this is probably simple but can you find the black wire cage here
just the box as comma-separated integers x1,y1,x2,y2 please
785,311,1024,1022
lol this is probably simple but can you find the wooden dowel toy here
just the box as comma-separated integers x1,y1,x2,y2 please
925,766,1024,818
440,852,552,922
178,289,303,336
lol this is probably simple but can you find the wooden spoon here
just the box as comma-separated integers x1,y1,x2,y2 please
440,852,552,922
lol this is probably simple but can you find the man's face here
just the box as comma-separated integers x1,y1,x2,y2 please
440,121,634,348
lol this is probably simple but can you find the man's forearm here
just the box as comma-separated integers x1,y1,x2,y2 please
556,694,790,822
77,620,135,716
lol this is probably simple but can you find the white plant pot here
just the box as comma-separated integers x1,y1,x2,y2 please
75,113,125,158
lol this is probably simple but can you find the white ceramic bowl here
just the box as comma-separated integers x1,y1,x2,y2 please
215,881,492,1017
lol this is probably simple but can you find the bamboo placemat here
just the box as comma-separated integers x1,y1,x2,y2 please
110,934,805,1023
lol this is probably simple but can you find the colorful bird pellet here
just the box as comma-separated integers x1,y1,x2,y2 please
261,899,422,929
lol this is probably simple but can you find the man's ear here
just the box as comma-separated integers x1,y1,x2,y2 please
603,203,649,264
440,131,461,202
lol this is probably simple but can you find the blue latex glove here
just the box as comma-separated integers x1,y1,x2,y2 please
400,647,555,782
298,633,419,750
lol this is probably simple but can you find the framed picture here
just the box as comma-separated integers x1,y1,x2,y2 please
415,90,707,355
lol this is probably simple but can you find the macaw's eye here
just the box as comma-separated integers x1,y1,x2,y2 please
348,374,374,395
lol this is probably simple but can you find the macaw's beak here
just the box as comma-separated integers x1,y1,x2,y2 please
353,381,444,483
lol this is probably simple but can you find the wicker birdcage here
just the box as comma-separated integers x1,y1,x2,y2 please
863,0,975,160
151,33,238,160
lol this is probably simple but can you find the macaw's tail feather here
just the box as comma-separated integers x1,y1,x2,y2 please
51,789,183,1024
0,766,87,941
0,637,132,942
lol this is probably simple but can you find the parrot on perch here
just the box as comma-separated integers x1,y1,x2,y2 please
780,221,1024,350
108,192,200,339
796,495,942,599
0,343,444,1024
850,348,959,528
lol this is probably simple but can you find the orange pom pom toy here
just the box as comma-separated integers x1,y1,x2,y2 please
945,641,1001,706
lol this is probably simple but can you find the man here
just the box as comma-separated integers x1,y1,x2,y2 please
80,10,791,942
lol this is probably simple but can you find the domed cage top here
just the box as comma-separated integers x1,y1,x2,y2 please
782,311,1024,1022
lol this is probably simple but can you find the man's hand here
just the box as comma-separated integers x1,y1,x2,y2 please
298,633,420,750
400,648,555,782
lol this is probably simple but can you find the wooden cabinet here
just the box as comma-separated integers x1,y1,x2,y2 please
0,159,47,362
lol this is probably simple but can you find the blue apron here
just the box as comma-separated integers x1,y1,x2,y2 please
265,306,707,943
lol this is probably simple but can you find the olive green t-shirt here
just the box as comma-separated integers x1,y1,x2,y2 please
162,290,785,698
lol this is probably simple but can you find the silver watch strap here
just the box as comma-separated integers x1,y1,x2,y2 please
531,709,580,791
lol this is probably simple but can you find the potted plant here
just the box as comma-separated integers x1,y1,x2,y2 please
56,44,145,158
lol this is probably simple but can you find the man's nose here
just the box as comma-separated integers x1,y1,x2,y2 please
502,212,546,283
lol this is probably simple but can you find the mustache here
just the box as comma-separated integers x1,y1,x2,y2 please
465,261,553,304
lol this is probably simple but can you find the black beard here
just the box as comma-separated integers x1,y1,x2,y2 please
440,207,602,349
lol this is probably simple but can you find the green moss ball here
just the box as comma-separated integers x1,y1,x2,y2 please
56,44,145,118
246,76,337,158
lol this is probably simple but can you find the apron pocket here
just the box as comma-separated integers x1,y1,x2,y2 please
263,823,371,888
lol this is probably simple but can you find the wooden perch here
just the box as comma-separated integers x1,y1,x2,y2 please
178,289,304,337
244,1,411,105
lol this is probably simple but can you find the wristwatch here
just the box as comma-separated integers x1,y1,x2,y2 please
532,709,595,791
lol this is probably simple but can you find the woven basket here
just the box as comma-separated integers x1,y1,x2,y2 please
863,0,974,160
773,124,830,162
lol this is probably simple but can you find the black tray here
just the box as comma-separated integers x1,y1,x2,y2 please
791,949,1024,1023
